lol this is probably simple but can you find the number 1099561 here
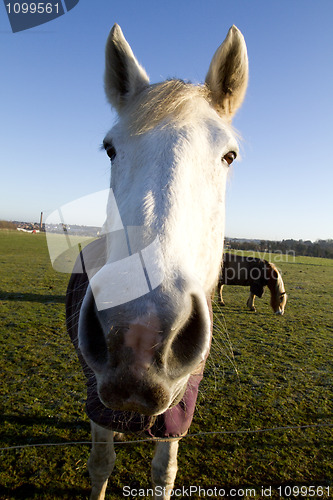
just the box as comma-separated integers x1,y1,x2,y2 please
277,485,330,497
6,3,61,14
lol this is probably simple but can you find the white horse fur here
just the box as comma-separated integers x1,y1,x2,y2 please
80,24,248,499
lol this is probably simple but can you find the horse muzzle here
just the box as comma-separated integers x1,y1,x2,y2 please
78,281,211,416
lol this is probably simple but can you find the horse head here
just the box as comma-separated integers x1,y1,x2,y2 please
78,24,249,417
266,263,288,315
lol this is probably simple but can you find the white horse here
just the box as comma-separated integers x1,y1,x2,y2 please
66,24,248,500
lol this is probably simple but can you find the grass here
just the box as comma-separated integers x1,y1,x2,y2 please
0,232,332,499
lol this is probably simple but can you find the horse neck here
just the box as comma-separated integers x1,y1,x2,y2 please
266,262,284,295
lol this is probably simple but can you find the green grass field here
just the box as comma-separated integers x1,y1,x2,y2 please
1,232,332,499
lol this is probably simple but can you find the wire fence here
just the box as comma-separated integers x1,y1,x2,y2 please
1,421,332,452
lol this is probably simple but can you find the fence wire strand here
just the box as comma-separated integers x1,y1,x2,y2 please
1,422,332,452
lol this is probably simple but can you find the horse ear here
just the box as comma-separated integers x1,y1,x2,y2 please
104,24,150,111
205,25,249,121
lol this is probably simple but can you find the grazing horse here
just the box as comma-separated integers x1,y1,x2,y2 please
218,253,287,314
66,24,248,500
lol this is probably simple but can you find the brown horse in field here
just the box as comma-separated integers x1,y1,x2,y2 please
218,253,287,314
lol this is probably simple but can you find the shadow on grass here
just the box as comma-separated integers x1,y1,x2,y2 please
0,413,89,429
0,483,90,500
0,291,65,304
0,413,91,449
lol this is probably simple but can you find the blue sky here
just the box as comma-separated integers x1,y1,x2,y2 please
1,0,332,241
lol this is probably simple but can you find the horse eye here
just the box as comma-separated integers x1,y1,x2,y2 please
222,151,237,166
105,145,116,162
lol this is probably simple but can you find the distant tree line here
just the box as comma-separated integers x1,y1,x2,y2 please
1,218,332,259
226,238,333,259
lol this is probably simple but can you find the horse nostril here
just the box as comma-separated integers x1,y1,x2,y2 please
169,294,210,375
78,287,108,372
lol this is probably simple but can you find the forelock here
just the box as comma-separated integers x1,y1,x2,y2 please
121,79,211,135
